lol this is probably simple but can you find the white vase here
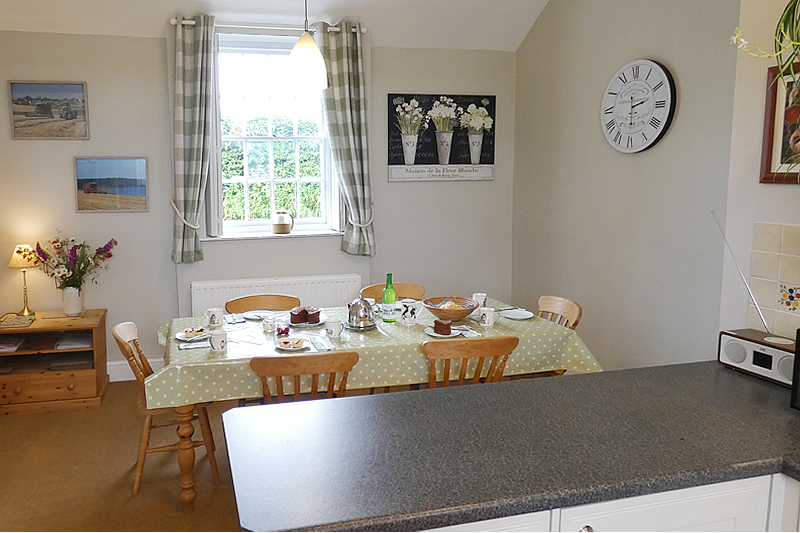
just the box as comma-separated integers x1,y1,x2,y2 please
468,131,484,165
62,287,84,317
401,134,418,165
435,131,453,165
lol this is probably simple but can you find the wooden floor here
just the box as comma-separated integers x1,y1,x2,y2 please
0,381,240,531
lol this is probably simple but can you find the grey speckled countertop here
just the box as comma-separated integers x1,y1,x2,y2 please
222,361,800,531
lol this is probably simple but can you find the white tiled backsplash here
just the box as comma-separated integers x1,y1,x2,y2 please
749,223,800,338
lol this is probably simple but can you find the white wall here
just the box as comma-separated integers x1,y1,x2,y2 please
721,0,800,335
513,0,740,370
0,17,517,379
367,47,516,302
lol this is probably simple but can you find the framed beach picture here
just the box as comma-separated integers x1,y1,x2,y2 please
74,157,149,213
9,81,89,140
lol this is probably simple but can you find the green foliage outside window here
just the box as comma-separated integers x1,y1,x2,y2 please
248,182,271,220
223,182,244,220
222,141,243,179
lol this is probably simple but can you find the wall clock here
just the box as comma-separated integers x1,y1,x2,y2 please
600,59,676,153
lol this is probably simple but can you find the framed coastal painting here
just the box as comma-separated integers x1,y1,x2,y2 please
74,157,149,213
8,81,89,140
761,63,800,184
387,93,496,182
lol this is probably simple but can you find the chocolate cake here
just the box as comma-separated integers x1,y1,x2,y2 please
290,307,307,324
433,319,451,335
289,306,322,324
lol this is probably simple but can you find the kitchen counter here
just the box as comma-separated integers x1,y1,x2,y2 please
222,361,800,531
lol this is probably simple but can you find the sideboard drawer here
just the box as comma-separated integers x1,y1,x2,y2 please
0,370,96,405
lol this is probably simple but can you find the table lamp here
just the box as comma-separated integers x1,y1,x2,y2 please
8,245,36,316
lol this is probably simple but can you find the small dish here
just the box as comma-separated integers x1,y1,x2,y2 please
424,326,462,338
499,309,535,320
274,337,306,351
175,330,210,342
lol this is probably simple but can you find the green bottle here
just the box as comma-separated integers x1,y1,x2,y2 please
382,273,396,322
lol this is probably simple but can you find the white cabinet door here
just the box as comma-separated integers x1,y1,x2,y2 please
558,476,771,532
428,510,551,532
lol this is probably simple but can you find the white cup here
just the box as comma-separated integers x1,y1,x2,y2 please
479,307,497,326
205,307,224,329
400,298,423,326
209,329,227,352
472,293,487,308
325,319,343,338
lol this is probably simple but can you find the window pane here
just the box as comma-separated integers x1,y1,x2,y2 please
222,141,244,179
222,117,242,136
246,117,270,136
274,141,295,178
273,115,293,137
299,140,321,178
247,141,270,178
299,181,321,218
223,182,245,220
248,182,271,220
298,116,320,137
275,182,296,215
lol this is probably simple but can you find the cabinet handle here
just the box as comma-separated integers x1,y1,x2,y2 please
13,387,22,395
67,383,75,391
579,527,594,532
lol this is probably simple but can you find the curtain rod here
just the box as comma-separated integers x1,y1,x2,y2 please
170,18,365,33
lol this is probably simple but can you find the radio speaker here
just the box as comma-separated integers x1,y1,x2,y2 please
717,329,794,387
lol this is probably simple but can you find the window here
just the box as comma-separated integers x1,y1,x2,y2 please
217,32,338,236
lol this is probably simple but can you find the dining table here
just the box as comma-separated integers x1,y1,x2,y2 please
146,298,602,513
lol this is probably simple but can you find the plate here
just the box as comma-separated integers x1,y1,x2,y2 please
424,326,462,338
243,310,278,321
274,337,307,351
344,323,377,332
175,330,210,342
499,309,535,320
290,314,327,328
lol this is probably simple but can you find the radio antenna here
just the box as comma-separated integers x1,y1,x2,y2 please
711,210,772,334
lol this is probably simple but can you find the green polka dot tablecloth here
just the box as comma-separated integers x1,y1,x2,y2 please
144,300,602,409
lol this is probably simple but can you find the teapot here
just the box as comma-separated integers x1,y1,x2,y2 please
347,297,378,330
272,211,294,234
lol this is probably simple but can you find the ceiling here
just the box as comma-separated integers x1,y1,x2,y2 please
1,0,550,52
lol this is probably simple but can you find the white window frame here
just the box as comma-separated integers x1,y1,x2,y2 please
215,28,340,239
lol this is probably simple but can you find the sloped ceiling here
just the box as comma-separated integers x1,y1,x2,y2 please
1,0,550,52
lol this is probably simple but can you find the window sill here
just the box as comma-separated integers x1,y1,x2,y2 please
200,229,343,242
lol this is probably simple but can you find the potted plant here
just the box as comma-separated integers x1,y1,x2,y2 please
394,98,429,165
459,103,494,165
427,96,462,165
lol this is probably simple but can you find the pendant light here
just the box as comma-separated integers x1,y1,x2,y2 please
290,0,328,92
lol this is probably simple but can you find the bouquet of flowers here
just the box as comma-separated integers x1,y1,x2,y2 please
16,233,118,290
460,103,494,133
427,96,463,132
395,98,429,136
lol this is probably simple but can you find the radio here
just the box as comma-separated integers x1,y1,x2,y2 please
717,329,795,387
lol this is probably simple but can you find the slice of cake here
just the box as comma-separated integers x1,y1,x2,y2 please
305,307,321,324
290,307,308,324
433,319,451,335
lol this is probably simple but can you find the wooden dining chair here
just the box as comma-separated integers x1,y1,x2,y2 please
111,322,221,494
537,296,583,329
421,336,519,388
225,294,301,313
249,351,360,404
360,282,426,302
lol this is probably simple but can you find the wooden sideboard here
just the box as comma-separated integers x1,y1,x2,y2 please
0,309,108,414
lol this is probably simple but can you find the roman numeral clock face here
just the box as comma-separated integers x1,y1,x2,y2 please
600,59,676,153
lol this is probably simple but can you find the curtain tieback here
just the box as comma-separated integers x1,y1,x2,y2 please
170,198,201,230
348,202,374,228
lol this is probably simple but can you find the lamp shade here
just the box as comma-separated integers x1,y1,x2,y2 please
9,245,36,269
290,31,328,93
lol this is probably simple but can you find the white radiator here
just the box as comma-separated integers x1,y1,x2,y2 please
191,274,362,316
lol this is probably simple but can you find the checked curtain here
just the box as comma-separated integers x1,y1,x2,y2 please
171,14,222,264
319,21,376,256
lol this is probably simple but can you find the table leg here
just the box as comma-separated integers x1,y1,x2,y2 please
175,404,196,514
